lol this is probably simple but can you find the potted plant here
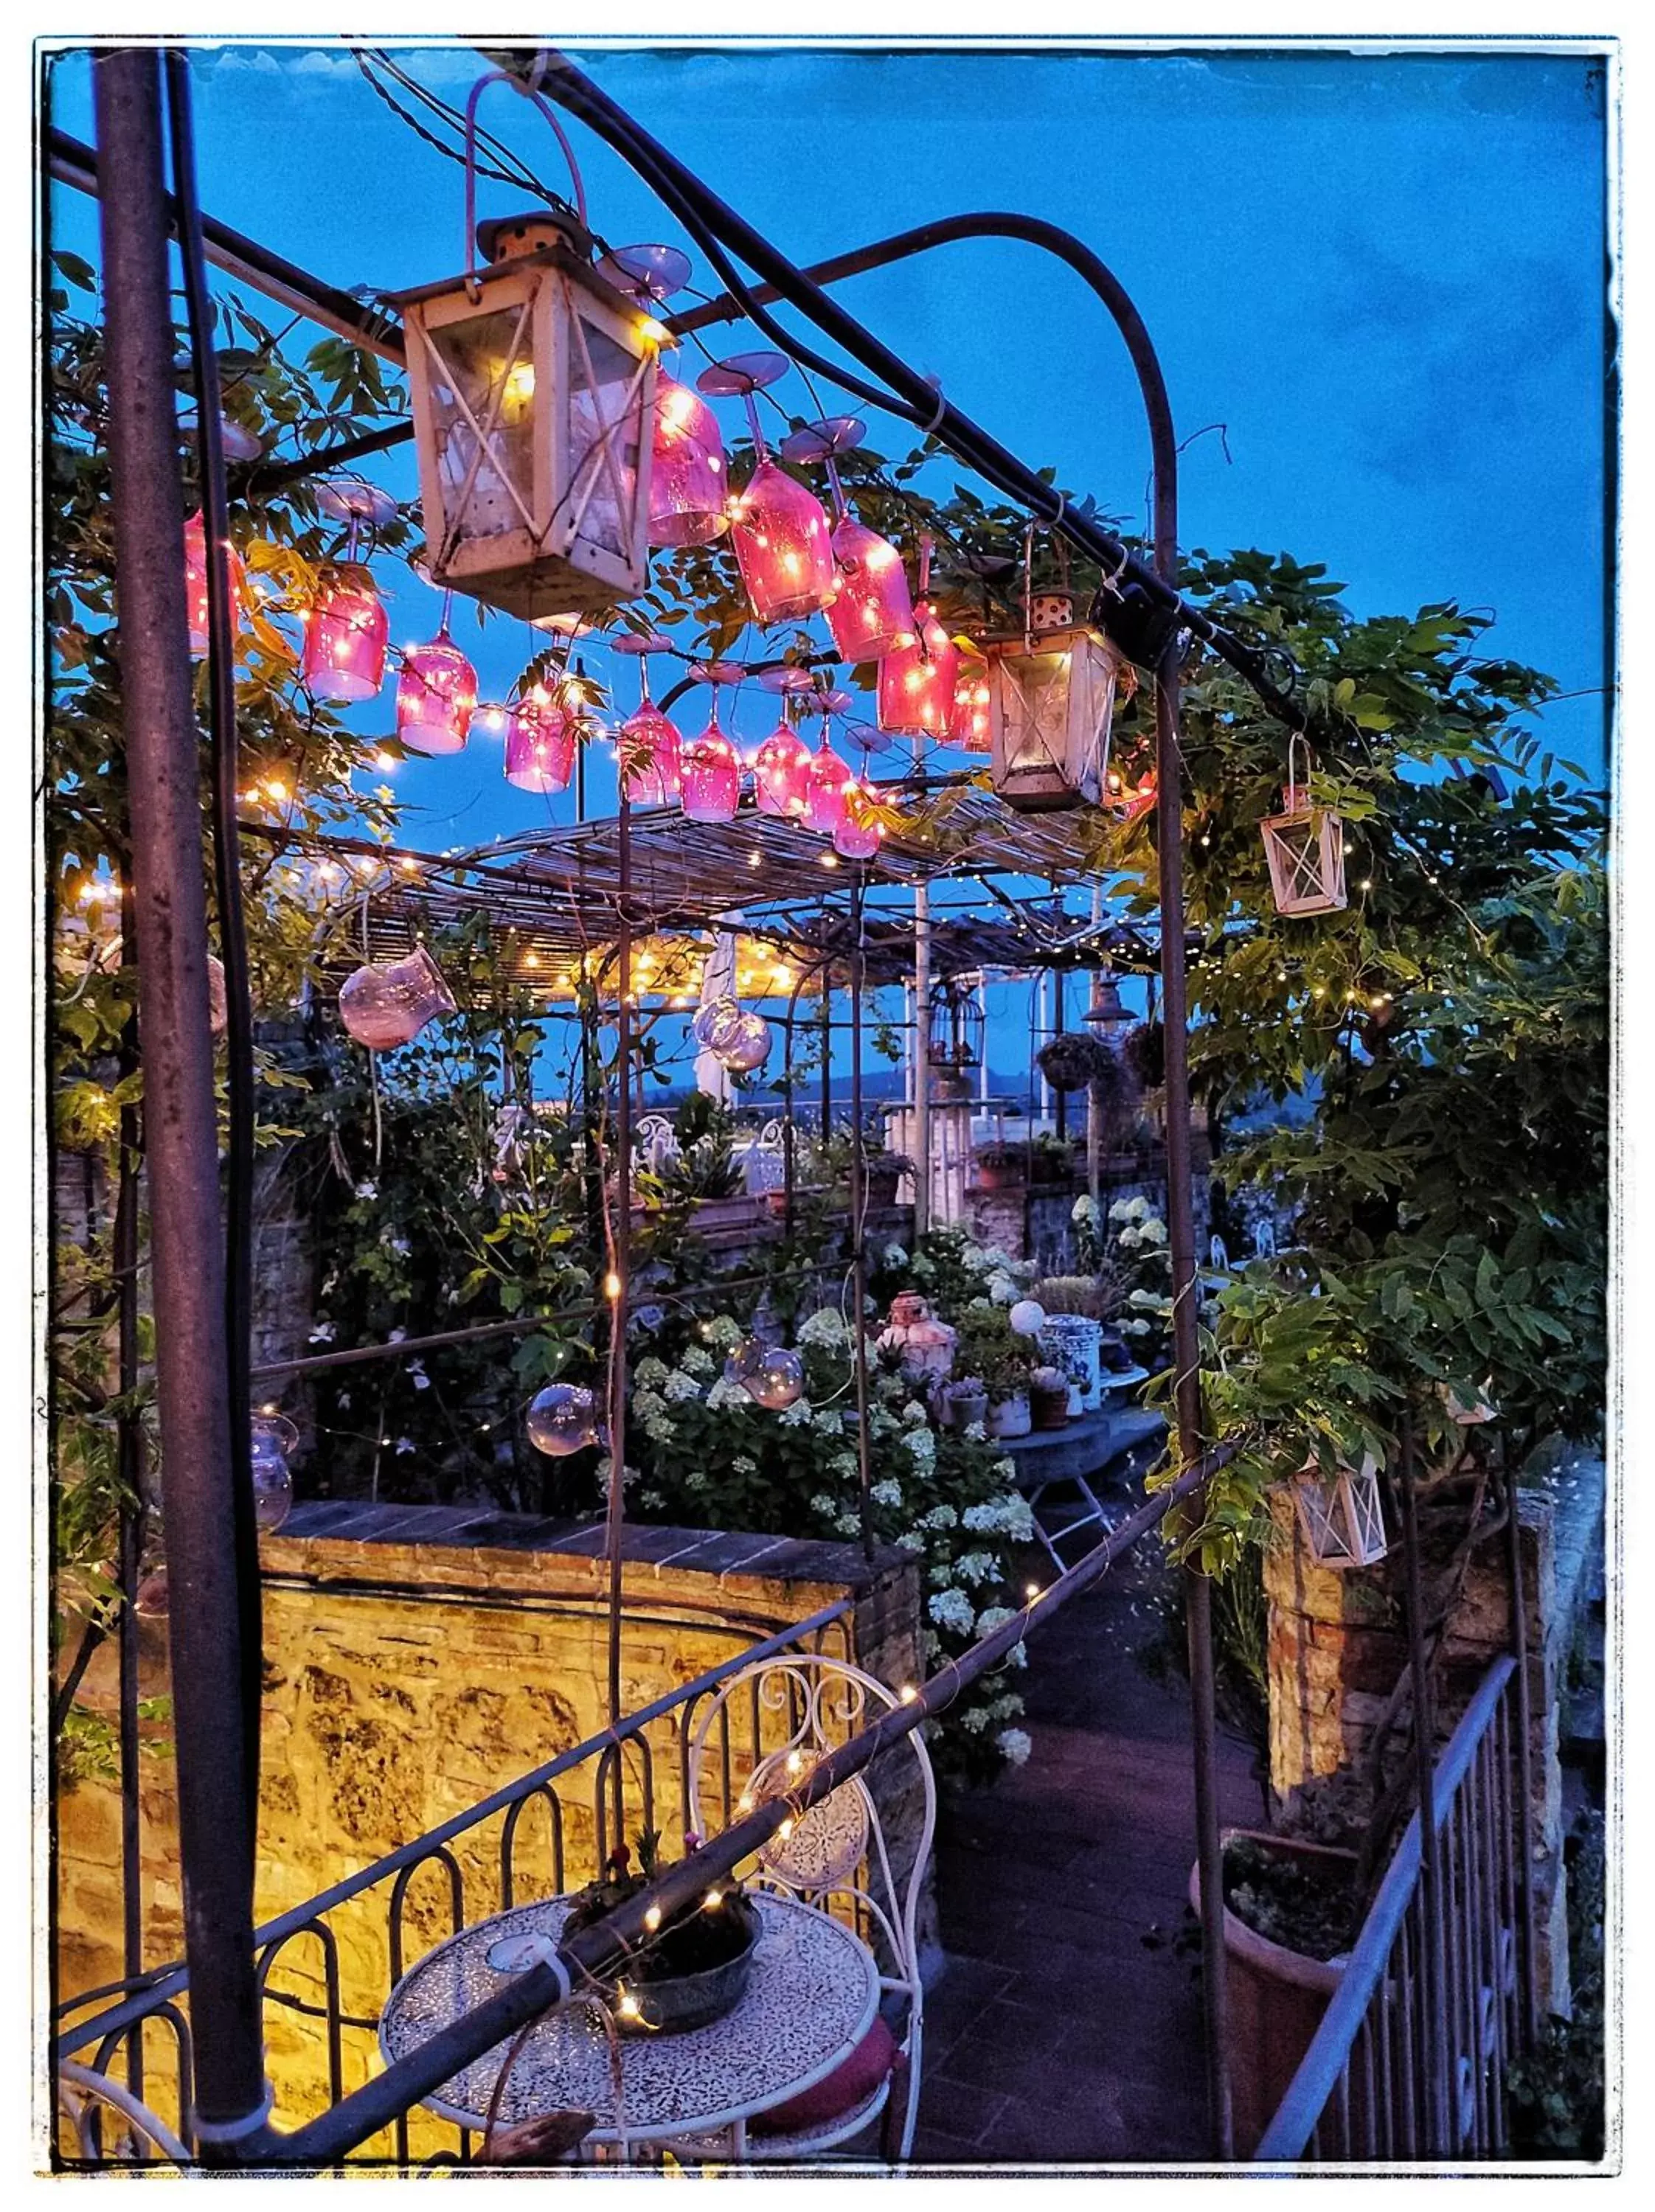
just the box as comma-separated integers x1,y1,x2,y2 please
1029,1130,1080,1186
864,1143,912,1209
1029,1364,1071,1431
937,1374,988,1432
1188,1829,1356,2154
974,1140,1026,1192
953,1306,1037,1439
563,1832,760,2035
1033,1275,1112,1413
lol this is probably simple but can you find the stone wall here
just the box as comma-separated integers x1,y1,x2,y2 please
1264,1452,1604,2011
57,1505,923,2151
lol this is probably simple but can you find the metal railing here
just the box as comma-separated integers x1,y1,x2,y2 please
52,1599,854,2170
1255,1655,1538,2165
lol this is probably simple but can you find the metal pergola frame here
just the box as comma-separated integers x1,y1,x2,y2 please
50,35,1342,2163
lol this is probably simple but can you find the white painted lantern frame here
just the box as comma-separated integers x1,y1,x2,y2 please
395,226,659,622
985,620,1124,813
1291,1450,1388,1569
1260,734,1349,917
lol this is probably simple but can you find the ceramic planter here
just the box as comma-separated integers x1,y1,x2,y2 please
940,1390,988,1433
976,1156,1024,1192
1030,1382,1070,1431
1038,1313,1103,1413
986,1392,1032,1440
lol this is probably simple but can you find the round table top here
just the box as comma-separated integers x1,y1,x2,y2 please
1099,1364,1151,1390
378,1890,881,2143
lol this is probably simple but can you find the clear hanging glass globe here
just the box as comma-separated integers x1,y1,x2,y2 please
726,1337,805,1410
527,1384,603,1458
250,1411,299,1533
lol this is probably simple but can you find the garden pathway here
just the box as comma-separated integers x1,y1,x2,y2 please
911,1523,1263,2168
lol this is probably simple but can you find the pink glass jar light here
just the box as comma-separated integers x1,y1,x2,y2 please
396,625,478,756
504,688,576,793
649,378,729,548
754,718,811,817
681,723,741,822
302,573,389,703
183,509,247,656
339,944,457,1051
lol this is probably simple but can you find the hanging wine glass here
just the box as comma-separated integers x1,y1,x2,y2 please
612,632,682,805
802,687,854,838
753,665,816,818
698,354,836,624
397,591,478,757
303,479,397,703
679,662,746,824
592,248,730,554
876,532,957,740
834,776,884,862
780,416,916,663
182,510,249,657
503,682,577,793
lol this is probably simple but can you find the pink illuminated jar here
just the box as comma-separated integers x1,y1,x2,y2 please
396,630,478,757
504,690,576,794
802,738,852,837
730,462,837,625
183,510,247,656
680,723,741,823
876,602,958,739
825,518,915,665
754,720,812,817
649,378,729,548
620,703,682,806
948,661,993,753
302,572,389,703
833,781,883,860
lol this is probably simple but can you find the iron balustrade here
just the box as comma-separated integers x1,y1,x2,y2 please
1254,1655,1539,2166
52,1599,853,2169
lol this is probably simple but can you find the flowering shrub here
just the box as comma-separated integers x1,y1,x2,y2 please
622,1297,1035,1784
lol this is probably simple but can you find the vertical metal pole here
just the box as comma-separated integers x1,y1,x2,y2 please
606,796,633,1755
114,886,145,2094
912,873,931,1238
91,44,268,2149
1398,1416,1451,2149
1146,380,1234,2160
1052,964,1068,1144
818,968,833,1147
1502,1444,1541,2045
848,880,875,1561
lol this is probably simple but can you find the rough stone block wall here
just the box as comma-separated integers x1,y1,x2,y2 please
56,1506,923,2152
1264,1455,1603,2012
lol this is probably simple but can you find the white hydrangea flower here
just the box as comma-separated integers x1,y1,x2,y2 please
965,1295,995,1316
1072,1194,1097,1224
1139,1217,1168,1245
830,1451,858,1481
354,1180,378,1201
1006,1641,1028,1670
834,1510,862,1537
662,1369,704,1402
928,1588,975,1635
634,1356,670,1390
1117,1226,1142,1251
901,1400,930,1427
777,1398,814,1427
996,1728,1033,1766
993,1457,1016,1483
975,1604,1017,1638
963,1419,985,1441
813,1409,844,1435
954,1550,999,1587
810,1492,838,1518
871,1478,903,1508
988,1273,1017,1304
898,1530,927,1554
684,1467,707,1490
704,1315,745,1354
902,1427,936,1466
882,1242,909,1268
680,1343,715,1376
961,1705,990,1733
960,1243,993,1275
731,1454,757,1476
919,1503,957,1531
798,1307,848,1349
704,1376,748,1412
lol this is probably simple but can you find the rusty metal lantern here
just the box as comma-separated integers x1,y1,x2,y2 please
927,975,984,1076
985,593,1125,813
1261,736,1349,917
394,209,659,622
1291,1452,1387,1569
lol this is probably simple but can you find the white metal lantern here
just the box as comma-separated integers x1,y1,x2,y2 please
1291,1452,1388,1569
394,213,659,622
1260,737,1348,917
985,616,1123,813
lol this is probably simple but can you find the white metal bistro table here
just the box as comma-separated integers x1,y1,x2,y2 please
1002,1371,1156,1568
378,1890,881,2152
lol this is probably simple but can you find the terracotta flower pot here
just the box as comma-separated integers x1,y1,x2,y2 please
1030,1383,1070,1431
1190,1829,1352,2154
976,1157,1024,1192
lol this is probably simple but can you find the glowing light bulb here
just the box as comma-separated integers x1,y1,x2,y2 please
603,1271,622,1301
644,1905,662,1932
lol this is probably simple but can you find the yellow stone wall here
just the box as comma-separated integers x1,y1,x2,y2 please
55,1521,920,2160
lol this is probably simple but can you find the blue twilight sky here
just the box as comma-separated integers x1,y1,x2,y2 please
45,41,1614,1091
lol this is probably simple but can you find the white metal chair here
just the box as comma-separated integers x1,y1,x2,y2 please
678,1655,936,2165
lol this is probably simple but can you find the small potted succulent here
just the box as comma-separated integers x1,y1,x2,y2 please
937,1373,988,1432
563,1832,760,2034
974,1140,1026,1192
1029,1363,1072,1430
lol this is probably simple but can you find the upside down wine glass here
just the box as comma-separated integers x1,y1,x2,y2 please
679,662,744,824
698,354,837,625
613,632,682,806
780,417,916,664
